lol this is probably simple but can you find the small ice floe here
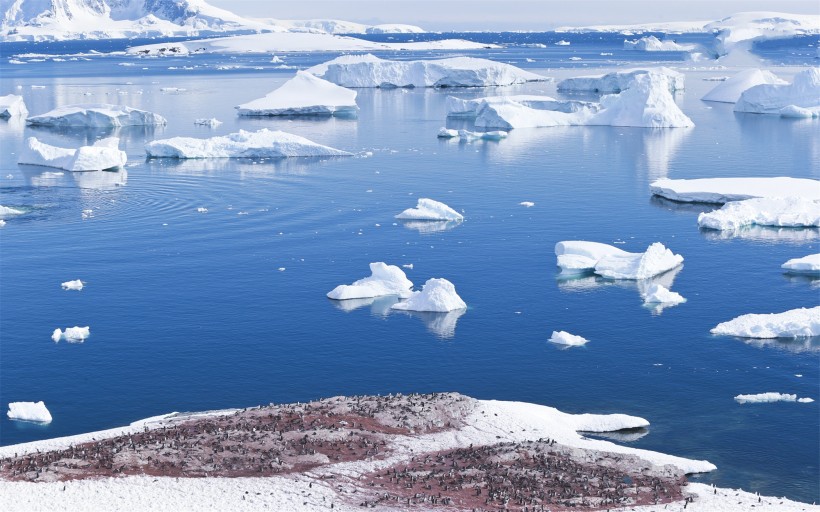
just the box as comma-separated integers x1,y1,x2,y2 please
0,205,24,218
26,104,167,127
51,326,90,343
327,262,413,300
194,118,222,127
0,220,6,227
642,283,686,305
711,306,820,339
0,94,28,118
437,127,459,138
697,197,820,230
549,330,588,346
650,177,819,203
734,392,814,404
782,254,820,275
458,129,508,141
702,68,786,103
520,201,535,207
61,279,84,291
145,129,351,158
196,207,208,213
555,241,683,280
402,263,414,269
735,68,820,116
18,137,127,171
555,40,571,46
557,67,684,93
391,278,466,312
7,401,52,423
236,71,358,117
396,198,463,221
278,267,286,272
270,55,284,63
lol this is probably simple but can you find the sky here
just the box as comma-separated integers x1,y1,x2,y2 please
212,0,819,31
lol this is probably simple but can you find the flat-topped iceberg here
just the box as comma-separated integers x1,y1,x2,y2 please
698,197,820,230
327,262,413,300
557,67,685,93
7,401,52,423
0,94,28,118
623,36,695,52
309,54,545,88
18,137,127,171
236,71,358,117
395,198,463,221
650,177,820,203
549,330,589,346
711,306,820,338
734,392,814,404
52,326,90,343
27,103,167,127
702,69,786,103
555,241,684,280
391,278,466,312
734,68,820,116
782,254,820,275
145,129,351,158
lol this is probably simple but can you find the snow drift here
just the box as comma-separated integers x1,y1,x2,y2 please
327,262,413,300
555,241,684,280
145,129,351,158
697,197,820,230
18,137,127,171
711,306,820,338
391,278,466,312
236,71,358,117
650,177,820,203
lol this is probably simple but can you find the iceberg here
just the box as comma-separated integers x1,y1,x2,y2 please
145,129,351,158
557,67,685,93
7,401,52,423
327,262,413,300
711,306,820,338
782,254,820,275
650,177,820,203
26,103,167,127
698,197,820,230
391,278,466,312
555,241,684,280
194,118,222,127
779,105,817,118
0,205,24,218
445,95,597,118
643,283,686,305
236,71,358,117
734,392,814,404
457,129,507,141
437,127,458,138
702,69,786,103
395,198,463,221
623,36,696,52
549,330,589,346
61,279,85,291
51,326,90,343
734,68,820,115
18,137,127,171
0,94,28,118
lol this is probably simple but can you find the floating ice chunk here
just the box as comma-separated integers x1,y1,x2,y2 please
437,127,458,138
0,205,24,218
446,95,596,118
555,40,570,46
642,283,686,305
549,330,589,346
145,129,351,158
779,105,818,118
196,207,208,213
623,35,697,52
589,72,694,128
396,198,463,221
327,262,413,300
52,326,90,343
61,279,84,291
237,71,358,116
702,69,786,103
457,129,508,141
555,241,683,280
782,254,820,275
391,278,466,312
194,118,222,127
520,201,535,207
697,197,820,230
650,177,820,203
160,87,186,92
0,220,5,227
557,67,685,93
7,401,52,423
18,137,127,171
734,392,813,404
711,306,820,339
26,103,167,127
0,94,28,118
555,241,630,274
735,68,820,115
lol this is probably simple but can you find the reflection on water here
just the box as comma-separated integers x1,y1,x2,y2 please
26,124,162,146
72,169,127,190
330,295,398,316
649,195,713,215
20,166,127,190
739,336,820,354
330,296,466,338
581,427,649,443
400,219,462,234
782,273,820,288
641,127,691,181
0,116,26,134
145,156,342,177
700,226,820,244
557,266,682,294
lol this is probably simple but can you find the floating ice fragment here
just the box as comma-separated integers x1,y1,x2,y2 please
391,278,466,312
623,35,697,52
196,207,208,213
61,279,84,291
26,103,166,127
734,392,813,404
194,118,222,127
520,201,535,207
437,127,458,138
52,326,90,343
237,71,358,117
555,241,683,280
458,129,508,141
642,283,686,306
702,69,785,103
711,306,820,339
18,137,127,171
145,129,351,158
782,254,820,275
697,197,820,230
396,198,463,221
327,262,413,300
0,205,24,218
7,401,52,423
549,330,589,346
735,68,820,115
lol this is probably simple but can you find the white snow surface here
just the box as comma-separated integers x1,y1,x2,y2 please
549,330,589,346
18,137,127,171
650,177,820,203
61,279,84,291
0,94,28,118
782,254,820,275
702,68,786,103
734,392,813,404
556,241,684,280
6,401,52,423
557,67,685,93
26,103,166,127
711,306,820,338
327,262,413,300
623,36,696,52
51,326,90,343
391,278,466,312
271,19,425,35
236,71,358,116
395,198,463,221
145,129,351,158
698,197,820,230
734,68,820,115
643,283,687,305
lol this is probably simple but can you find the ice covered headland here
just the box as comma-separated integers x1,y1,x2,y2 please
734,68,820,116
145,129,351,158
650,177,820,203
18,137,127,171
711,306,820,339
327,262,413,300
395,198,463,221
734,392,814,404
236,71,358,117
555,241,684,280
0,94,28,118
26,104,167,127
51,326,90,343
7,401,52,423
702,69,786,103
697,197,820,230
549,330,589,346
391,278,466,312
782,254,820,275
557,67,685,93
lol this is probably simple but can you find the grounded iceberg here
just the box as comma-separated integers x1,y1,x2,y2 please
236,71,358,117
327,262,413,300
557,67,685,93
650,177,820,203
0,94,28,118
734,68,820,116
51,326,90,343
702,69,786,103
549,330,589,346
623,36,695,52
145,129,351,158
18,137,127,171
782,254,820,275
27,103,167,127
711,306,820,338
697,197,820,230
61,279,85,291
391,278,466,312
734,392,814,404
555,241,684,280
395,198,463,221
7,401,52,423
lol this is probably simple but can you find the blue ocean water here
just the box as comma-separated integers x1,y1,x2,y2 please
0,34,818,503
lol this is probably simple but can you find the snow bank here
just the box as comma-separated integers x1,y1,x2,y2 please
698,197,820,230
711,306,820,338
735,68,820,115
51,326,90,343
26,103,167,127
391,278,466,312
643,283,686,305
327,262,413,300
395,198,463,221
557,67,685,93
734,392,814,404
549,330,588,346
623,35,695,51
145,129,351,158
0,94,28,118
702,68,786,103
18,137,127,171
782,254,820,275
7,401,52,423
61,279,84,291
555,241,684,280
236,71,358,116
650,177,820,203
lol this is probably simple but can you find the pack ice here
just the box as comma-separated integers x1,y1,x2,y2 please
236,71,358,117
396,198,463,221
702,69,786,103
556,67,684,93
391,278,467,312
650,177,820,203
145,129,351,158
52,326,90,343
711,306,820,338
555,241,683,280
18,137,127,171
734,68,820,117
27,104,167,127
327,262,413,300
734,392,814,404
7,401,52,423
782,254,820,275
0,94,28,118
697,197,820,230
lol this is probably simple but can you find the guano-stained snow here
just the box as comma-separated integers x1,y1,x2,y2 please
650,177,820,203
145,129,351,158
711,306,820,339
18,137,127,171
327,263,413,300
236,71,358,117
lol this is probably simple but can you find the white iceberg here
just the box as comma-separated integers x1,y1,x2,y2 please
642,283,686,305
194,118,222,127
650,177,820,203
395,198,463,221
61,279,84,291
51,326,90,343
779,105,817,118
702,69,786,103
0,94,28,118
7,401,52,423
327,262,413,300
623,36,696,52
236,71,358,116
734,392,814,404
549,330,589,346
446,94,597,118
734,68,820,116
437,127,458,138
145,129,351,158
555,241,684,280
457,129,507,141
18,137,127,171
26,103,167,127
782,254,820,275
0,205,24,218
698,197,820,230
309,54,545,88
391,278,466,312
711,306,820,338
557,67,685,93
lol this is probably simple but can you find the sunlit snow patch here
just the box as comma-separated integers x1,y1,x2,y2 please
7,401,52,423
145,129,351,158
327,262,413,300
236,71,358,116
391,278,466,312
26,103,167,127
18,137,127,171
711,306,820,338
